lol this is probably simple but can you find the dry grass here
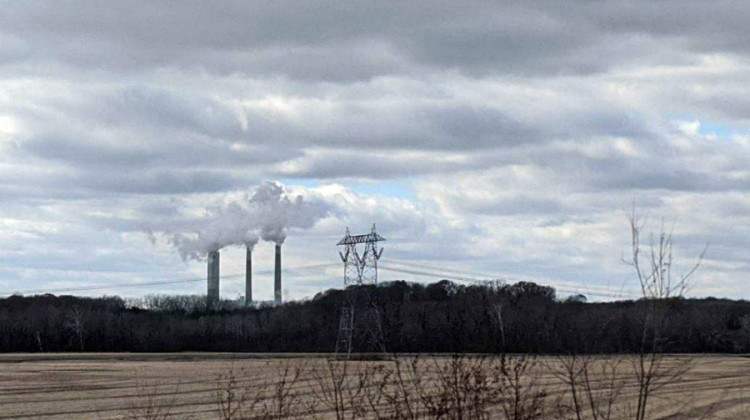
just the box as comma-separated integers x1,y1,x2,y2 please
0,353,747,419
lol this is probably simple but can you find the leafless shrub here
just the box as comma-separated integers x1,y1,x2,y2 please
419,355,493,419
127,374,178,420
215,361,303,420
549,355,625,420
309,359,347,419
363,354,547,420
309,359,372,420
494,355,547,420
364,356,429,420
262,361,303,419
217,364,257,420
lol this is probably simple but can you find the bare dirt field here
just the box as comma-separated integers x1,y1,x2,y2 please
1,353,750,419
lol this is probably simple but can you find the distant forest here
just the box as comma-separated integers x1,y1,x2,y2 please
1,280,749,353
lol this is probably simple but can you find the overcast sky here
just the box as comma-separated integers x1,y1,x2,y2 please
2,1,749,301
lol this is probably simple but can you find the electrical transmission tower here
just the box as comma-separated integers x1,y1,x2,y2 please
335,224,385,358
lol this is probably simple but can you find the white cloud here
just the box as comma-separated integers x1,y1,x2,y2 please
2,1,750,300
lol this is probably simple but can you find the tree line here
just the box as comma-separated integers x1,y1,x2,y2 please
0,279,748,354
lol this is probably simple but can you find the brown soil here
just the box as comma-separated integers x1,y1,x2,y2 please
0,353,748,419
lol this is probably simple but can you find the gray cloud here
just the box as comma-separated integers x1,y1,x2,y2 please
3,1,750,299
5,1,742,79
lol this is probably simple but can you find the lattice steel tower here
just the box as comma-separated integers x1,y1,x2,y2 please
335,224,385,358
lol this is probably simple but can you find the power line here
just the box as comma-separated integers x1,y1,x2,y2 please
386,258,502,279
254,263,339,275
0,263,340,297
379,261,641,299
379,264,495,284
0,275,227,297
1,259,638,300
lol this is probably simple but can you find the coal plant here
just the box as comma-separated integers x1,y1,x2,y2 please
206,244,282,307
245,246,252,306
166,181,327,308
275,244,282,304
207,250,220,305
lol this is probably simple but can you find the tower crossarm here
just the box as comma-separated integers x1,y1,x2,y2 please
336,232,386,245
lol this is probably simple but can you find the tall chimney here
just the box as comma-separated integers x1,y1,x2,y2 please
207,250,220,307
274,244,282,304
251,246,253,306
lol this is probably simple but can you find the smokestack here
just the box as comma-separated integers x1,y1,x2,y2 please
274,244,282,304
207,250,220,307
251,246,253,306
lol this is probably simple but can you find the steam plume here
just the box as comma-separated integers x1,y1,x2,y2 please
167,181,328,260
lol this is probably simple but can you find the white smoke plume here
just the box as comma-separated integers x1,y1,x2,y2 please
167,181,329,261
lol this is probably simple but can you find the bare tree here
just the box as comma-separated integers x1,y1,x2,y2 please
493,303,506,350
35,330,44,352
624,210,706,420
64,306,86,351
